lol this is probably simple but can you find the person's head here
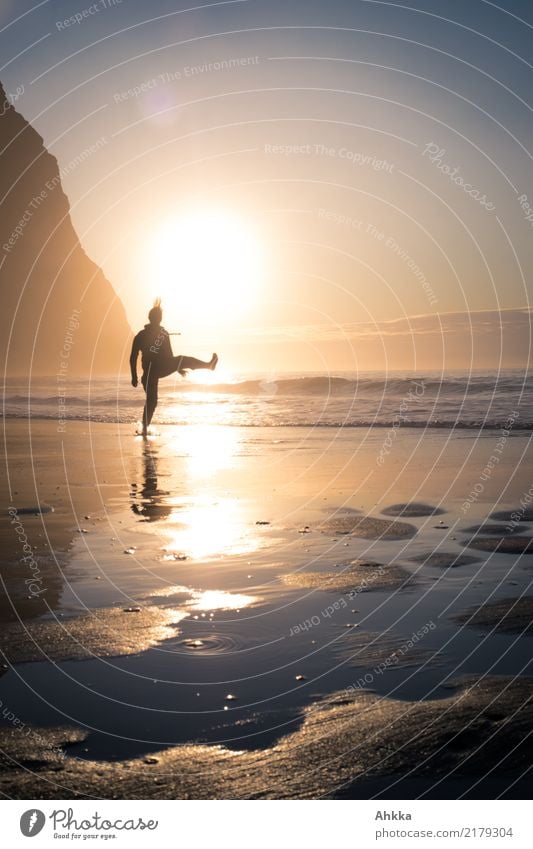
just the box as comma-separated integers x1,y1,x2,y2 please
148,298,162,326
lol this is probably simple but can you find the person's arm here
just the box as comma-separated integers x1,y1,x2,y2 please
129,332,141,386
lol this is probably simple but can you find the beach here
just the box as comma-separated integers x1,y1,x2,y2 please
1,394,532,798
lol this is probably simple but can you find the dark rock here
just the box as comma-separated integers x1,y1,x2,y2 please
0,80,131,375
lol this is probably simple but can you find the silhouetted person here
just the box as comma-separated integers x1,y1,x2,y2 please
130,300,218,435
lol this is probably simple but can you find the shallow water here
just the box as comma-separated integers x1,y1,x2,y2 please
4,369,533,428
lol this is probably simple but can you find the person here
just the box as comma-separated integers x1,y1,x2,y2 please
130,300,218,435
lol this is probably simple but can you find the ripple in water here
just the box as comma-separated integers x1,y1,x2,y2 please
174,617,286,657
177,632,250,655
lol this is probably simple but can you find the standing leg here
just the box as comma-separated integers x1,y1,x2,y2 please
141,370,158,434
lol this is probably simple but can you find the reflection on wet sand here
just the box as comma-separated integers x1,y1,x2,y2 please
164,498,260,560
131,436,264,561
148,585,259,612
4,420,533,797
130,444,173,523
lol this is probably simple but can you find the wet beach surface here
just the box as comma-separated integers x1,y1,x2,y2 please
1,420,532,797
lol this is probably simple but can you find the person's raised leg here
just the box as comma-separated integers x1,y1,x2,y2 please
158,354,218,378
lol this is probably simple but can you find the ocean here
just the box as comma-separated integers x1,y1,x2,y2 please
4,370,532,429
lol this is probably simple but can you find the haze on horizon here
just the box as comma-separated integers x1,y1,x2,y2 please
1,0,532,373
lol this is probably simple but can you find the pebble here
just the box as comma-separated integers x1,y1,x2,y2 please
225,693,238,701
295,674,306,681
123,607,141,613
144,757,159,765
124,548,136,555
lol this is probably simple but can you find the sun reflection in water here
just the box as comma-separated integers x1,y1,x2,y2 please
169,423,240,478
149,585,257,611
188,589,257,611
165,497,258,559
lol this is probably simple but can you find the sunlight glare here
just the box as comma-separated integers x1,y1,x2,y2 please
148,209,263,325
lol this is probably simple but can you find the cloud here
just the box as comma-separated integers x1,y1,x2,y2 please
241,307,533,344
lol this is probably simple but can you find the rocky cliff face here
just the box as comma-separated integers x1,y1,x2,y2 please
0,81,131,375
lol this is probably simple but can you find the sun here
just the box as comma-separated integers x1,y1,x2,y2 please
147,208,263,326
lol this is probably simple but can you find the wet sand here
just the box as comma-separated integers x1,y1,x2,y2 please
280,559,413,592
0,606,185,664
1,678,531,799
453,597,533,634
1,418,533,797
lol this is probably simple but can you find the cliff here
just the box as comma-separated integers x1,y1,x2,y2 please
0,81,131,375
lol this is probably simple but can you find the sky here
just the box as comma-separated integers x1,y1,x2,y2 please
1,0,533,371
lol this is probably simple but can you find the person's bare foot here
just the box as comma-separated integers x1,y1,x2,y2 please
209,353,218,371
178,368,188,377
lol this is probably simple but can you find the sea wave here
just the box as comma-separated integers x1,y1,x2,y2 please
4,372,531,430
4,411,532,430
4,372,532,401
